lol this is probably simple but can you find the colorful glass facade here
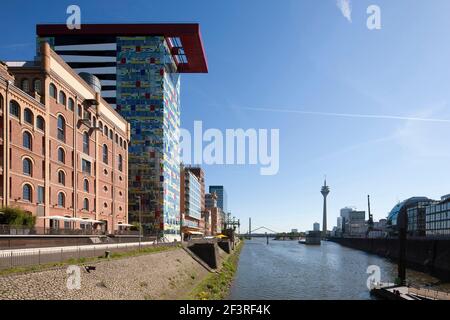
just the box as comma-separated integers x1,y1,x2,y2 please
116,36,181,240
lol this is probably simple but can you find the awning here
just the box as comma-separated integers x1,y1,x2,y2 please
39,216,103,224
80,219,103,224
117,223,133,227
39,216,73,221
187,231,203,235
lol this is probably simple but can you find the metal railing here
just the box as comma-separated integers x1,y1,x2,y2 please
112,230,140,236
408,287,450,300
0,241,176,270
0,225,105,236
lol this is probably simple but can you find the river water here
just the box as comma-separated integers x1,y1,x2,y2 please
229,238,450,300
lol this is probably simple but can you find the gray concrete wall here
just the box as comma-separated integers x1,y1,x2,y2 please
330,237,450,280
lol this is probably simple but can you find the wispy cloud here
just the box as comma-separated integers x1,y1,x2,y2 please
242,106,450,123
336,0,352,23
393,103,450,158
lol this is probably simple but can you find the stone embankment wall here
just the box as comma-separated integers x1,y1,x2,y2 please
329,237,450,280
0,248,209,300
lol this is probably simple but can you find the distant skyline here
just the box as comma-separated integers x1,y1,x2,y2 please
2,0,450,232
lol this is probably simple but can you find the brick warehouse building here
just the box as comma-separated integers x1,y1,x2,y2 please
36,24,208,241
0,43,130,234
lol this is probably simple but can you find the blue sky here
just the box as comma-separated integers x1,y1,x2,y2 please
2,0,450,232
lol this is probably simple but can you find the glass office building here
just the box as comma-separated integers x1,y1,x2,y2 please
426,195,450,237
209,185,227,213
387,197,433,236
184,171,202,220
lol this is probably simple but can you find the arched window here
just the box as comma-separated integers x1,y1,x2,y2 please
21,79,30,92
123,141,127,150
109,129,113,140
119,137,123,147
83,179,89,192
24,108,33,125
23,184,32,202
23,131,32,150
23,158,32,176
58,170,66,185
58,148,65,163
118,154,123,172
99,121,103,131
102,144,108,164
104,125,108,136
68,98,74,111
115,134,118,144
58,192,65,207
33,79,41,93
83,132,89,154
49,83,57,99
57,115,65,141
58,91,66,106
9,100,20,118
36,116,45,131
83,198,89,211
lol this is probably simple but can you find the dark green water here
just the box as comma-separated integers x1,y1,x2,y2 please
229,238,449,300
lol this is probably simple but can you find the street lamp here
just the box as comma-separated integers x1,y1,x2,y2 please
136,196,142,249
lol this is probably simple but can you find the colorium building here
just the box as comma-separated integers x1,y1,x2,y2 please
36,24,208,241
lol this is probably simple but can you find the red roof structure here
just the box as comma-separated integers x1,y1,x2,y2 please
36,24,208,73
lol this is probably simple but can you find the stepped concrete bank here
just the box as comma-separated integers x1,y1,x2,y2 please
329,237,450,280
0,240,241,300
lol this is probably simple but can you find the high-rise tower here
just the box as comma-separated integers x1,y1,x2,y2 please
321,179,330,237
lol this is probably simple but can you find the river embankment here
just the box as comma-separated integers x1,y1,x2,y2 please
0,240,243,300
329,237,450,281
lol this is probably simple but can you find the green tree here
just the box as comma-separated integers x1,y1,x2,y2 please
0,207,36,228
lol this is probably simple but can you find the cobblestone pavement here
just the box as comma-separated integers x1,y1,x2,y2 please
0,249,209,300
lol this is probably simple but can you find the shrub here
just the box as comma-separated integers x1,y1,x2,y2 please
0,207,36,228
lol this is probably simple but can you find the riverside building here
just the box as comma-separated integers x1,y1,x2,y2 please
36,24,208,241
0,43,130,234
180,165,203,239
209,185,227,213
426,194,450,237
387,197,434,236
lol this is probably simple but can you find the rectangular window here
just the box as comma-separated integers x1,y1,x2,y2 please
82,159,91,175
37,186,45,204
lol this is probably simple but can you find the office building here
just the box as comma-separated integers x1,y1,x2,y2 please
36,24,208,241
387,197,434,236
180,165,203,239
184,166,205,211
426,194,450,237
0,43,129,233
205,192,223,235
313,222,320,232
209,185,227,213
339,207,367,237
